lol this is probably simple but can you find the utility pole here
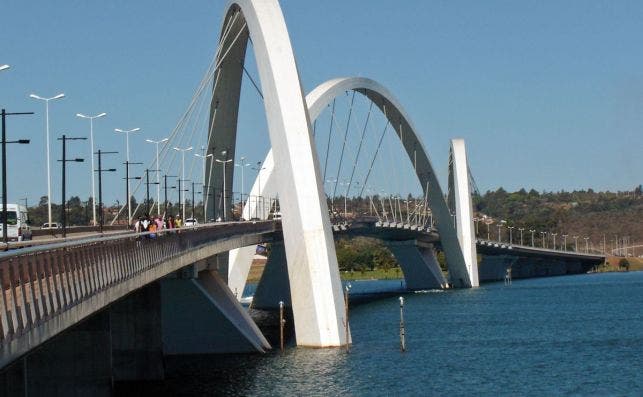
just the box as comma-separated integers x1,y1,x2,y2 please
123,160,142,227
57,134,86,237
163,174,177,218
191,181,202,219
145,168,160,216
1,109,32,244
94,150,117,233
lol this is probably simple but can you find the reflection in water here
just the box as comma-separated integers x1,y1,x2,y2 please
119,273,643,396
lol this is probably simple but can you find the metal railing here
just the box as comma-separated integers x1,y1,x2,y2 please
0,221,274,349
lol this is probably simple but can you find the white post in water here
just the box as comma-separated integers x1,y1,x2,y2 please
279,300,285,352
399,296,406,352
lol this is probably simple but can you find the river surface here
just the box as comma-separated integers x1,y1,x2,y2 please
134,272,643,396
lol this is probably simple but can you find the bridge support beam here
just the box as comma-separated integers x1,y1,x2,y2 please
161,270,270,354
252,242,292,309
0,311,113,396
447,139,479,287
110,282,164,382
386,240,447,290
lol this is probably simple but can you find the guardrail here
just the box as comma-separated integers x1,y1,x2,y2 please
0,221,275,351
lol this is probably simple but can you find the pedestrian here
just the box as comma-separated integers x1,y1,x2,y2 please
175,215,182,228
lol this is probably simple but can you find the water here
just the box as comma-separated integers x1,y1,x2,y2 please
134,272,643,396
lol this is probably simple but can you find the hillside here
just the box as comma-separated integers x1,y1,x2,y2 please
473,186,642,253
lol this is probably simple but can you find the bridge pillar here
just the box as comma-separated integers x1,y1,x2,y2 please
252,242,292,309
0,310,113,396
385,240,447,290
110,282,164,382
161,270,270,354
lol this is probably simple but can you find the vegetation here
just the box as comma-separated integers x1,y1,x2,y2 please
473,186,642,252
335,237,397,272
25,195,205,227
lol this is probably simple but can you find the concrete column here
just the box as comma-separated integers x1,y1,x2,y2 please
252,242,291,309
0,311,113,396
110,282,164,381
385,240,447,290
161,270,270,355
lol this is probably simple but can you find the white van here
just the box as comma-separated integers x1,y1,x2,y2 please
0,204,32,241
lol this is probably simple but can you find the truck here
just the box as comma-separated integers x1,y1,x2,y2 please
0,204,32,241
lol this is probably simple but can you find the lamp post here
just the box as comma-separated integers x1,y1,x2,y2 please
173,146,192,220
518,227,524,245
1,109,32,244
215,150,233,221
584,237,590,253
29,93,65,228
77,112,106,226
195,149,213,218
551,233,557,250
115,127,141,222
94,150,117,233
145,137,168,216
145,168,160,216
529,229,536,247
234,156,251,213
497,220,505,243
191,181,202,219
540,232,546,248
562,234,568,251
162,174,177,218
123,160,142,227
57,135,86,237
473,217,480,236
508,226,514,245
252,161,266,220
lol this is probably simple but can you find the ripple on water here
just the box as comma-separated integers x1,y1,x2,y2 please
121,272,643,396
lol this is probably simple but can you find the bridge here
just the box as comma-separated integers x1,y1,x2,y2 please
0,0,606,393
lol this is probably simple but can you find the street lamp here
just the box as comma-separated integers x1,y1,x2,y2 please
551,233,557,250
94,150,117,233
145,168,160,216
162,174,177,218
57,135,86,237
234,156,251,212
123,160,142,226
252,161,266,219
497,220,506,243
1,109,32,244
540,231,546,248
29,92,65,228
573,235,579,252
215,150,233,221
173,146,192,220
145,137,169,216
195,149,213,220
562,234,568,251
508,226,514,245
115,127,141,222
584,237,590,253
518,227,524,245
77,112,107,226
529,229,536,247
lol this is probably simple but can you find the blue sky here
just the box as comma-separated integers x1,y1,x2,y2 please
1,0,641,208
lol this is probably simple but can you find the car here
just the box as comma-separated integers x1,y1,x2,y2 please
1,204,32,241
41,222,61,229
184,218,198,227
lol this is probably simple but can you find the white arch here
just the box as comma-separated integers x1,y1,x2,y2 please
229,77,479,297
206,0,346,347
